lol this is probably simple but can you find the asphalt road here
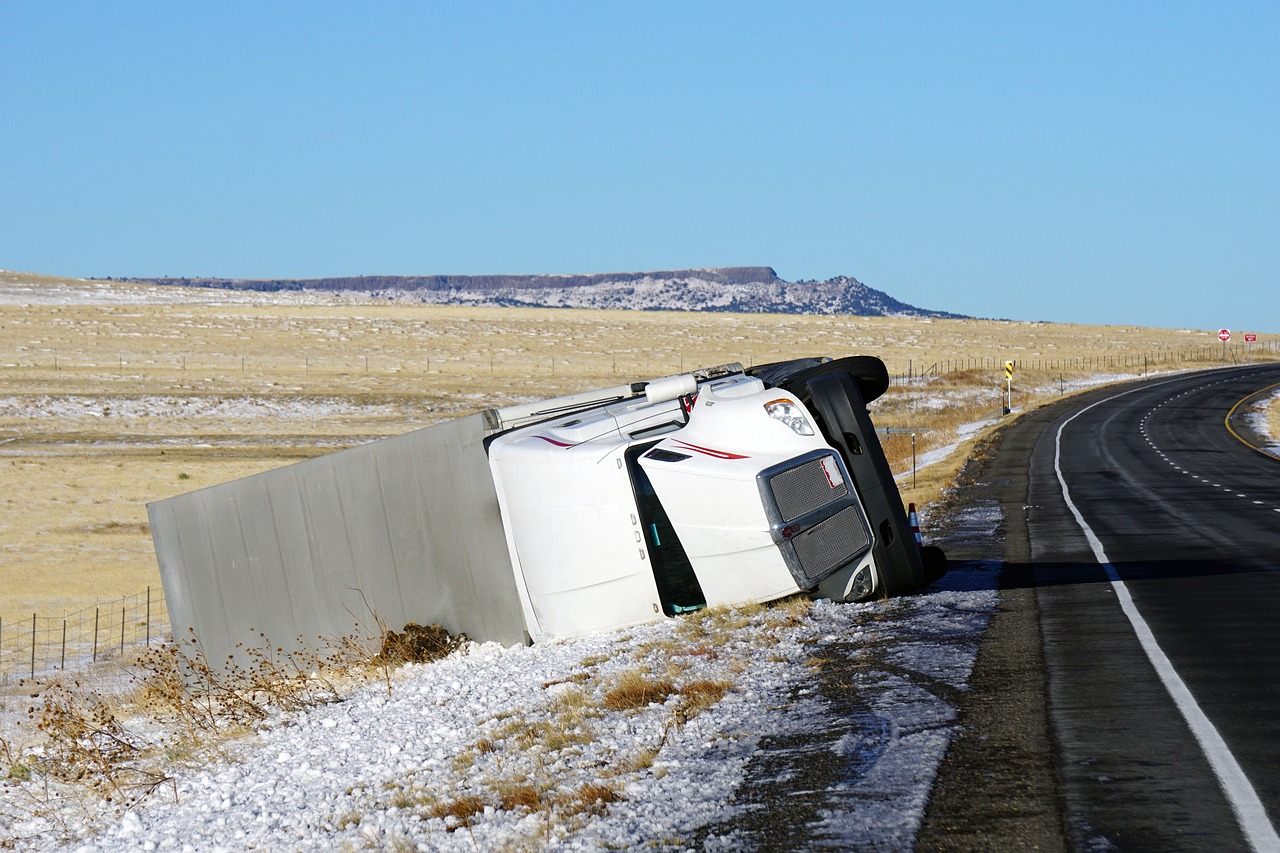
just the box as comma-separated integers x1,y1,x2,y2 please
920,363,1280,852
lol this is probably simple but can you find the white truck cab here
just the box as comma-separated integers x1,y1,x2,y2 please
485,357,941,642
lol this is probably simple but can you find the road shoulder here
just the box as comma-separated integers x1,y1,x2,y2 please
916,409,1068,851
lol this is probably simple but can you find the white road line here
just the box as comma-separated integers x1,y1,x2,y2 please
1055,386,1279,852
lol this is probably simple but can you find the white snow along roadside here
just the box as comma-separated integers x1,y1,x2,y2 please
4,518,997,853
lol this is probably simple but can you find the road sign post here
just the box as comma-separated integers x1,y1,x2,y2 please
878,426,928,488
1004,361,1014,415
1218,329,1231,362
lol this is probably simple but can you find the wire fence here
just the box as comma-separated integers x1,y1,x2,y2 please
894,339,1280,383
0,588,168,684
5,338,1277,383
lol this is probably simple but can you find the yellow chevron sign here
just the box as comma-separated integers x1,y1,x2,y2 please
1005,361,1014,380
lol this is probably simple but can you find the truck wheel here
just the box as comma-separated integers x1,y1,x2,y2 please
780,356,891,404
921,545,948,585
746,358,825,388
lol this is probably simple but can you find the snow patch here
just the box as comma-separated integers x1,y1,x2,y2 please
6,531,999,851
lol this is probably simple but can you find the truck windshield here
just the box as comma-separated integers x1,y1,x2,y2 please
626,445,706,616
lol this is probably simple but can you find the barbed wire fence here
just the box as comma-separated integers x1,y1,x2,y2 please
0,588,168,684
3,338,1277,382
892,339,1280,383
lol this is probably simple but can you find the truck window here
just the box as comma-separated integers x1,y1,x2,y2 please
626,445,707,617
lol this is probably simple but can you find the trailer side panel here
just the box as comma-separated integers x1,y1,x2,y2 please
148,413,526,668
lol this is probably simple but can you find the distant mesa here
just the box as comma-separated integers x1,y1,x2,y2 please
124,266,966,319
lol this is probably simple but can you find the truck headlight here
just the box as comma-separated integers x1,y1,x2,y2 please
852,566,874,599
764,399,815,436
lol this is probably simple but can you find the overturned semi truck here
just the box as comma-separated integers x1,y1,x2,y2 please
148,356,945,667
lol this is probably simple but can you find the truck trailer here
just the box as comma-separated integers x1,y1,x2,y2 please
148,355,945,666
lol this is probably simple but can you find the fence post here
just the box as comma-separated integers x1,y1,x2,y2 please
147,586,151,647
912,432,917,489
120,606,126,656
31,613,36,679
93,607,99,663
62,621,67,670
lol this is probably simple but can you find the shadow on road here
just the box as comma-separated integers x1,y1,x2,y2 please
996,558,1277,591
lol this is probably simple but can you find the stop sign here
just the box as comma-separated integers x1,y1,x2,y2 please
1218,329,1231,342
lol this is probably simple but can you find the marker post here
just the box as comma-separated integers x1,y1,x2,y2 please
1003,361,1014,415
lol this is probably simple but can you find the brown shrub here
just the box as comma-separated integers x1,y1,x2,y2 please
498,783,542,812
678,679,732,715
602,670,676,711
429,793,487,830
551,781,624,817
374,623,465,665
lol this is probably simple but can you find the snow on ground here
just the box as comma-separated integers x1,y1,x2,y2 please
2,502,999,852
0,277,352,308
0,395,411,422
894,418,997,483
889,371,1149,483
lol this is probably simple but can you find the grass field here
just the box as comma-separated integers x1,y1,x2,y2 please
2,270,1275,627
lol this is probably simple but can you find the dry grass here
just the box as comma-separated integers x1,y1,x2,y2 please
547,781,624,817
2,270,1276,626
3,624,395,815
428,793,487,828
602,669,677,712
677,679,733,716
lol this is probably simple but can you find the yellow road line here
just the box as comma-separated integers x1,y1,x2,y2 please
1224,381,1280,458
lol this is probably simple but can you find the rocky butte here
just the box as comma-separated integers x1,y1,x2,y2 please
124,266,966,318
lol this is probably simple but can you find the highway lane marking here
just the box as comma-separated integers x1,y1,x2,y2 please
1057,385,1280,852
1141,376,1280,514
1225,381,1280,460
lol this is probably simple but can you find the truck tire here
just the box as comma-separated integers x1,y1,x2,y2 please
921,544,948,585
779,355,890,404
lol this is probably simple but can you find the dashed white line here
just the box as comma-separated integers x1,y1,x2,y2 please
1141,384,1280,512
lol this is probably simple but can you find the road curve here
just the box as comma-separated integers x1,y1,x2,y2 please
920,363,1280,852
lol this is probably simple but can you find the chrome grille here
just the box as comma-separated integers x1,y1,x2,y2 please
791,507,871,582
767,455,848,522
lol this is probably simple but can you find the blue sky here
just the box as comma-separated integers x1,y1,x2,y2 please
2,2,1276,331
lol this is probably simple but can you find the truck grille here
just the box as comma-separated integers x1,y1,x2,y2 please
767,455,848,522
791,506,871,582
760,451,874,588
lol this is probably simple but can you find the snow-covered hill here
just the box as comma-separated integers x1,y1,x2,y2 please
123,267,966,318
